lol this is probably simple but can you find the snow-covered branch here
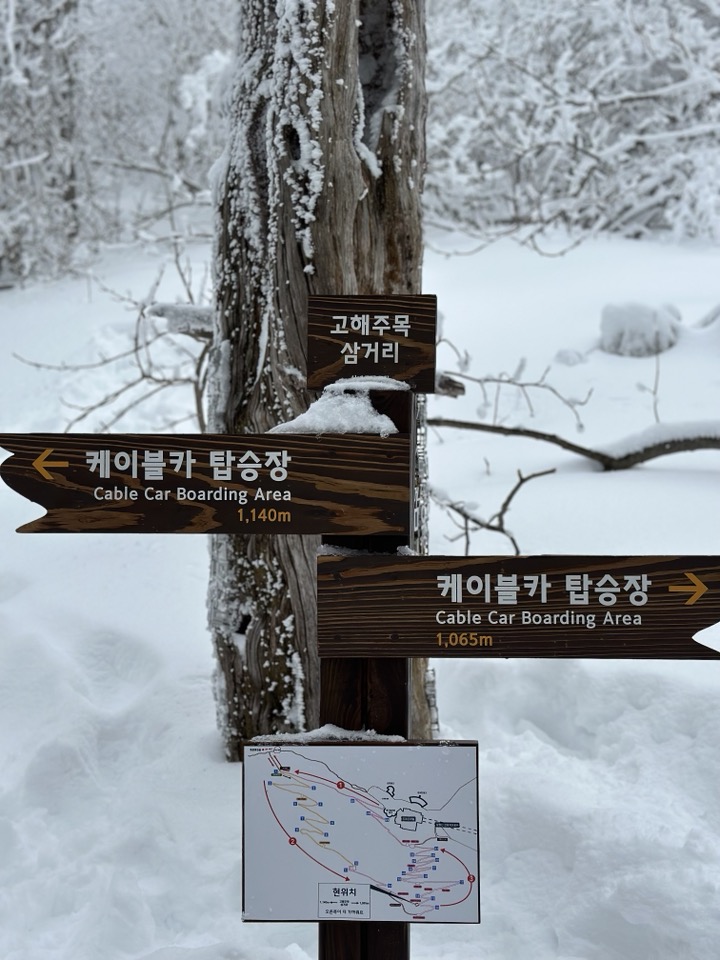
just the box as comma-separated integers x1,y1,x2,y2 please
432,468,556,554
426,0,720,247
427,417,720,471
146,303,214,339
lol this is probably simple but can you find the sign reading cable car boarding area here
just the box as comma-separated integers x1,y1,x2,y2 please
317,555,720,659
0,433,411,535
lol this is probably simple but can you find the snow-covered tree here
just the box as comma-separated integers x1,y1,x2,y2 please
0,0,81,277
0,0,234,279
425,0,720,247
78,0,234,229
208,0,431,757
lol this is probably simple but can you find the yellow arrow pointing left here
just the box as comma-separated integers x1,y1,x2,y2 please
32,448,69,480
668,572,708,606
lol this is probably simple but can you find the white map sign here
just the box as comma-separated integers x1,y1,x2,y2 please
242,741,479,924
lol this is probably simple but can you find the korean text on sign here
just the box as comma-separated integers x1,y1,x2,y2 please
86,449,291,482
437,573,652,606
329,313,412,366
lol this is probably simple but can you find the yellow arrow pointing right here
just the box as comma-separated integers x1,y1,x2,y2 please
32,448,69,481
668,572,709,606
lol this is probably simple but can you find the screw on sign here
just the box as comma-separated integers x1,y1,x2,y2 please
317,555,720,659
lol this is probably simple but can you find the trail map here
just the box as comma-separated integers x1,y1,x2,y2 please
242,742,479,923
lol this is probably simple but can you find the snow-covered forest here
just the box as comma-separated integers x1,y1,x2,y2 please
426,0,720,247
1,0,234,280
5,0,720,277
2,2,720,959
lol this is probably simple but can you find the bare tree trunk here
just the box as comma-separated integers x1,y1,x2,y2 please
209,0,429,759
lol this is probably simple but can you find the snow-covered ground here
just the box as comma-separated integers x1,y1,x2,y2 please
1,233,719,959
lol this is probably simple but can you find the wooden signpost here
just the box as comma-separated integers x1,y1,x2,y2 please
316,386,418,960
317,555,720,659
4,289,719,960
0,296,434,959
0,432,410,535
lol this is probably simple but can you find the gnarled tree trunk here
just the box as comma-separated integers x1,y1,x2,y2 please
209,0,430,759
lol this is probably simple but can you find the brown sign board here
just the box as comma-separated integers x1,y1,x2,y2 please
0,433,410,535
317,555,720,659
307,295,437,392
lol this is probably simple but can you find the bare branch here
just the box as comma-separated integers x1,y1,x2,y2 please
427,417,720,470
12,336,165,372
147,303,214,339
89,156,204,195
443,364,593,430
431,468,556,555
490,468,557,531
15,253,211,434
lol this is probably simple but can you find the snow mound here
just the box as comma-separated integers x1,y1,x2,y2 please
270,378,408,436
600,302,681,356
250,723,405,743
270,391,397,435
432,658,720,960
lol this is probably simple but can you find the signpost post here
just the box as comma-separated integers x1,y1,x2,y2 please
306,296,437,960
317,388,418,960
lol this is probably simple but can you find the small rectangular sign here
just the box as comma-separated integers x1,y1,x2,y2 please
318,884,372,920
317,555,720,659
0,433,410,535
242,740,479,924
307,295,437,392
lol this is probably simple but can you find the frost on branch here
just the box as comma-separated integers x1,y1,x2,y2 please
426,0,720,248
147,303,214,339
600,302,682,357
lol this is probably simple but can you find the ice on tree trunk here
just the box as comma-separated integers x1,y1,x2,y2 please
207,0,432,757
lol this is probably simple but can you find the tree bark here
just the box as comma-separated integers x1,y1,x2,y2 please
209,0,430,758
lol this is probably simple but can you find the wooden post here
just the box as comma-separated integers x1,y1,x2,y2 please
318,390,414,960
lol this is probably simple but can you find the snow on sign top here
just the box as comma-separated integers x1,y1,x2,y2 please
307,295,437,392
242,740,479,924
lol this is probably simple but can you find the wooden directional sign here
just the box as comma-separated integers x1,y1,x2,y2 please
307,295,437,392
0,433,410,535
317,555,720,659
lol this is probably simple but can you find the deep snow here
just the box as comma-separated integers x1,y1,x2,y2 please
1,232,719,959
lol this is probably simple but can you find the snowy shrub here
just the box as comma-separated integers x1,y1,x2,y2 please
0,0,234,277
600,302,681,357
426,0,720,246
